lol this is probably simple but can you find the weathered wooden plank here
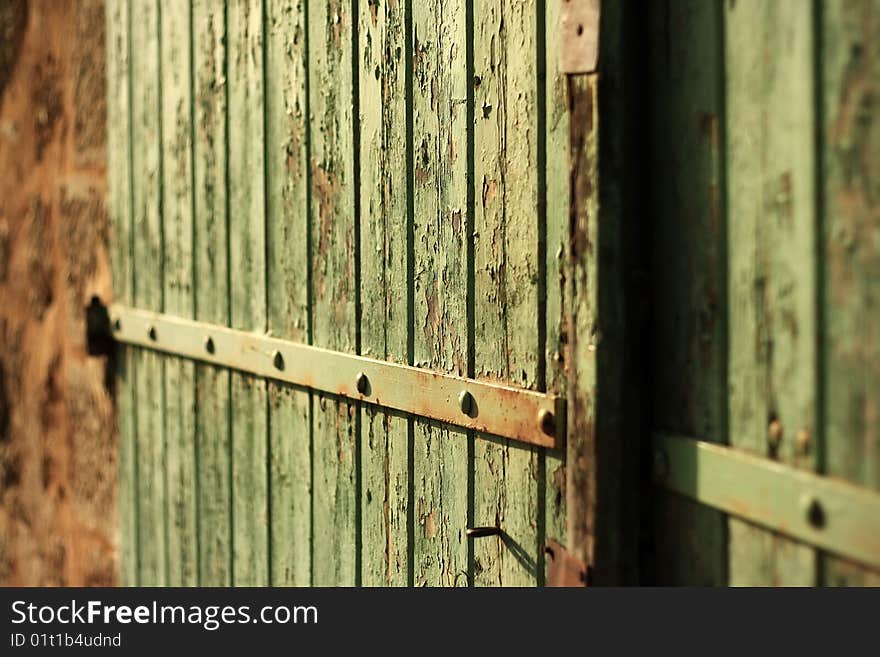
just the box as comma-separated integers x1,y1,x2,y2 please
227,0,268,586
192,0,231,587
542,0,568,580
473,0,540,587
725,0,817,586
411,0,470,588
160,0,197,587
265,0,311,588
820,0,880,586
130,0,166,587
358,0,409,586
106,0,138,586
308,0,358,586
648,0,727,585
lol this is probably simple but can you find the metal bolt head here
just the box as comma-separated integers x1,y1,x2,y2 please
796,428,811,455
538,408,556,436
273,350,285,371
355,371,369,395
767,419,783,449
803,496,825,529
147,325,157,341
458,390,474,417
204,336,215,355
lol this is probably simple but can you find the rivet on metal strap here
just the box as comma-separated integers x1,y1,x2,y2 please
458,390,475,417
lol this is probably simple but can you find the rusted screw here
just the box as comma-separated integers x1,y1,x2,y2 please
538,408,556,436
767,419,783,450
147,325,157,341
458,390,475,416
355,371,369,395
466,526,501,539
204,336,215,355
273,350,285,371
796,428,811,456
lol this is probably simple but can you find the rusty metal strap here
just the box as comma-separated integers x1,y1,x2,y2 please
655,433,880,571
109,305,563,449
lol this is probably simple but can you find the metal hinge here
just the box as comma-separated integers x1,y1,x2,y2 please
106,304,565,449
560,0,601,74
655,433,880,571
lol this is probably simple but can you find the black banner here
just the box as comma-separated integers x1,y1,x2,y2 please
0,587,870,654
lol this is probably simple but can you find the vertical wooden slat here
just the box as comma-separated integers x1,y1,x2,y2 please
820,0,880,587
193,0,231,586
542,0,568,578
473,0,540,586
130,0,166,586
649,0,728,585
160,0,197,586
106,0,137,586
725,0,816,586
227,0,268,586
265,0,311,587
411,0,469,587
308,0,358,586
358,0,410,586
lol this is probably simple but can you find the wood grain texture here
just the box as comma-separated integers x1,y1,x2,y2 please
411,0,470,587
265,0,311,588
725,0,816,586
160,0,197,586
308,0,358,586
227,0,268,586
130,0,166,586
358,0,410,586
648,0,727,586
106,0,138,586
473,0,540,587
820,0,880,586
265,0,312,586
193,0,231,586
542,0,568,575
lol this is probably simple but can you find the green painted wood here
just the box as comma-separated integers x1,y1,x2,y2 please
543,0,568,577
411,0,469,587
105,0,138,587
820,0,880,586
227,0,268,587
308,0,358,586
192,0,231,586
160,0,198,587
648,0,728,586
130,0,166,586
725,0,817,586
358,0,410,586
473,0,540,587
265,0,311,587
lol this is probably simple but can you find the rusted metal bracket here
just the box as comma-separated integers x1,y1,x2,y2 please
109,305,564,449
545,539,588,587
655,433,880,571
560,0,601,74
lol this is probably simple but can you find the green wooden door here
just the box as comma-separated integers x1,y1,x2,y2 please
650,0,880,585
105,0,635,587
